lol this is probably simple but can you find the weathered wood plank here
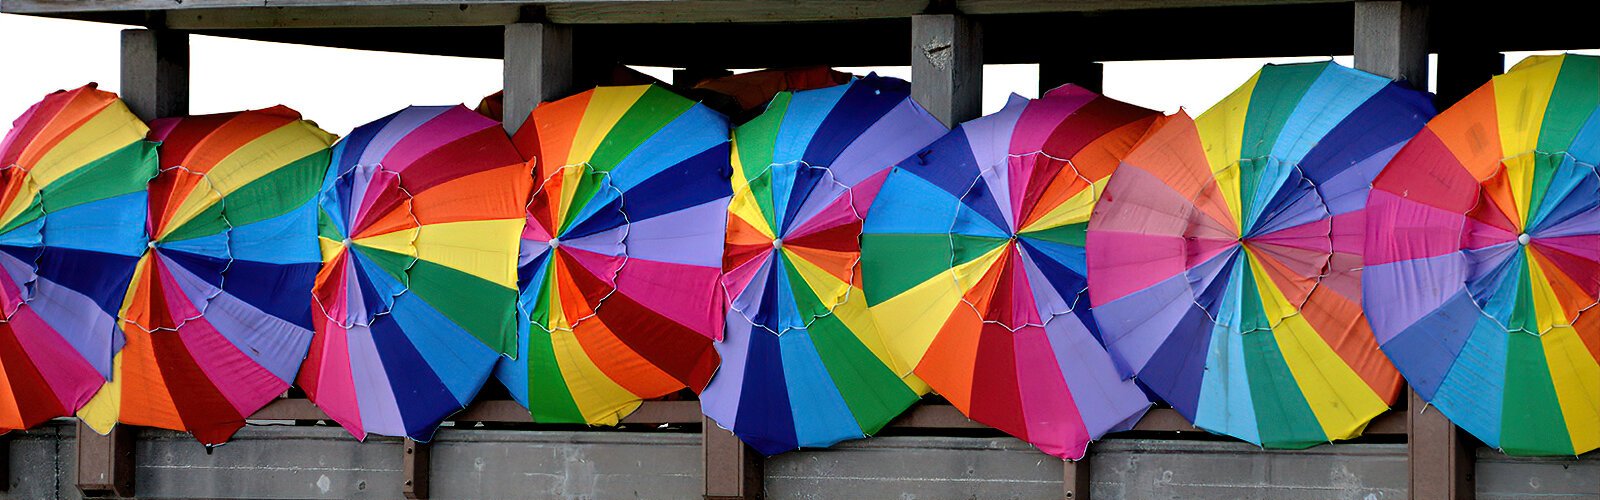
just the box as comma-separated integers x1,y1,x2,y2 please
1064,454,1091,500
402,439,431,499
703,417,763,500
911,12,982,128
503,21,573,135
6,0,1347,23
1353,0,1430,88
164,5,524,29
120,28,189,121
251,398,707,425
1407,390,1476,500
76,422,136,498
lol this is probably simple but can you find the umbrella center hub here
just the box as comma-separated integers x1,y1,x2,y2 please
549,237,561,249
772,238,782,250
147,240,157,250
1518,233,1531,246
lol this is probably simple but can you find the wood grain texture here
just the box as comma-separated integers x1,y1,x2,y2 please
7,0,1347,23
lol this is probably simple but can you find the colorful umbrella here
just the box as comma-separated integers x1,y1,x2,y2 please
1,84,155,431
75,106,334,445
1366,54,1600,456
299,105,527,441
1088,62,1431,448
690,66,854,118
863,85,1157,459
492,85,727,425
475,65,667,122
701,75,946,454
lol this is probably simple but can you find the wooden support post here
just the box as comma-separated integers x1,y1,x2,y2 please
1040,57,1102,95
503,21,574,135
1407,390,1475,500
402,439,431,499
1063,455,1091,500
120,28,189,122
76,422,136,498
703,418,762,500
1353,0,1430,89
1356,7,1473,498
911,12,982,128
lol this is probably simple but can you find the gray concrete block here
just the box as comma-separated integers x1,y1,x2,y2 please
134,425,403,499
427,429,701,500
766,435,1066,500
3,420,80,500
1476,448,1600,500
7,421,1599,500
1089,440,1407,500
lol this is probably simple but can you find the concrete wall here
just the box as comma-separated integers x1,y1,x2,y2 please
5,421,1597,499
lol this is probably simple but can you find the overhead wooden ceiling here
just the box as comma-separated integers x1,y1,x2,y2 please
1,1,1585,67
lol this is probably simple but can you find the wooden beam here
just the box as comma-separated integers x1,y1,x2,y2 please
1353,0,1430,89
164,4,522,29
1408,390,1475,500
120,28,189,122
885,402,987,429
703,418,763,500
3,0,1349,23
911,12,982,128
503,21,574,135
1064,455,1091,500
254,398,705,425
76,422,136,498
402,439,431,499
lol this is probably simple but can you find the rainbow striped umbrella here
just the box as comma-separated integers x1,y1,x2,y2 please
77,106,334,445
1367,54,1600,456
492,85,727,425
862,86,1157,459
0,84,155,431
701,76,946,454
300,105,527,441
1088,62,1431,448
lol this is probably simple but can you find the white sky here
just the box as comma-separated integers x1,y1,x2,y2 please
2,13,1595,137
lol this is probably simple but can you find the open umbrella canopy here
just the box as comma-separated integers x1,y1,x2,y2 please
690,66,855,119
863,85,1157,460
1366,54,1600,456
300,105,528,441
0,84,154,431
492,85,728,425
75,106,334,445
701,75,946,454
1089,62,1430,449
